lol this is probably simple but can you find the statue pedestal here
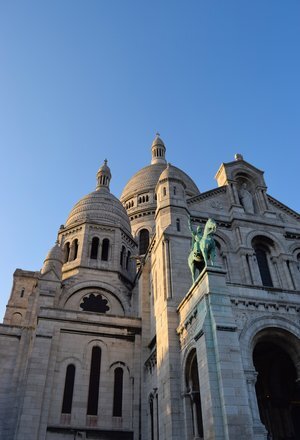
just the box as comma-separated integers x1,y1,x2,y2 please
178,266,256,440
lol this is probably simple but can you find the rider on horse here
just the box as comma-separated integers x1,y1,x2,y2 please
188,217,217,284
188,219,203,256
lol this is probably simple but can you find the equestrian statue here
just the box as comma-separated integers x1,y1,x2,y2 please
188,217,217,283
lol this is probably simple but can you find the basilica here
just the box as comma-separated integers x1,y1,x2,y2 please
1,135,300,440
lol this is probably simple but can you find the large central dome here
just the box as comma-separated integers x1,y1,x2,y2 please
120,135,200,203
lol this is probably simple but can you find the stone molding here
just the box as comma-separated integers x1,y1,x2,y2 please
145,349,157,373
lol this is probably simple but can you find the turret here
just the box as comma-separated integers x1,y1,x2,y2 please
96,159,112,191
151,133,167,165
41,241,64,279
155,163,189,236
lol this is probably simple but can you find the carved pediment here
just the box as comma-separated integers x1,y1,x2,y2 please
267,195,300,227
188,186,231,215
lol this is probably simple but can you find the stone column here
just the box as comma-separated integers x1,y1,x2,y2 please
261,189,269,211
222,253,230,281
245,370,268,439
270,256,282,288
227,182,236,204
69,240,76,261
278,256,295,290
253,186,268,213
191,392,201,439
232,184,240,205
248,253,261,285
285,259,296,290
183,392,194,440
163,239,173,299
289,261,300,290
241,254,252,284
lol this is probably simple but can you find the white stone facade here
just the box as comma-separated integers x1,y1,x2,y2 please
0,137,300,440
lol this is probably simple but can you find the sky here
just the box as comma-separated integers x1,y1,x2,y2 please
0,0,299,319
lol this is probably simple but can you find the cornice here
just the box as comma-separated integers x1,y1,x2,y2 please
187,186,226,205
267,195,300,219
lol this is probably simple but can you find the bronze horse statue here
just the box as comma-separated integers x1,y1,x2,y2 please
188,218,217,283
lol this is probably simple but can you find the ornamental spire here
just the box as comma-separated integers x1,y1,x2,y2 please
151,133,167,165
96,159,111,191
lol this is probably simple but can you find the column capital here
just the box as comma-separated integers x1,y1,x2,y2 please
244,369,258,384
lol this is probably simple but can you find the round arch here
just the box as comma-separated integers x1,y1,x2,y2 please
213,229,233,253
233,170,258,184
250,327,300,439
239,316,300,372
245,230,285,254
60,280,129,314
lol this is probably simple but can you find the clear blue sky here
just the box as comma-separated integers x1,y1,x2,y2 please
0,1,299,319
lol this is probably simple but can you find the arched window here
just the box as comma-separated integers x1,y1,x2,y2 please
252,236,275,287
113,367,123,417
255,247,273,287
163,187,166,196
184,350,203,439
11,312,22,325
126,251,131,270
139,229,150,255
62,364,75,414
295,251,300,271
64,242,70,263
90,237,99,259
173,186,177,195
120,246,126,267
176,218,180,232
101,239,109,261
87,347,101,415
20,288,25,298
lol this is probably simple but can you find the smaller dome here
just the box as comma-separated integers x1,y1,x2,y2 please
44,242,64,264
65,190,131,232
65,160,131,232
41,241,64,276
158,163,186,187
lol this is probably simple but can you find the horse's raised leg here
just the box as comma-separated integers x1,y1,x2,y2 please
210,246,216,266
202,247,208,267
191,263,196,283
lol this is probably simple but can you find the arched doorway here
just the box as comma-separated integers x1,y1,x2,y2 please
253,340,300,439
184,349,203,439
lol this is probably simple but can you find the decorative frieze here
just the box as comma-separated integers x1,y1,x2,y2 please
61,226,83,237
231,298,300,314
177,307,198,335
